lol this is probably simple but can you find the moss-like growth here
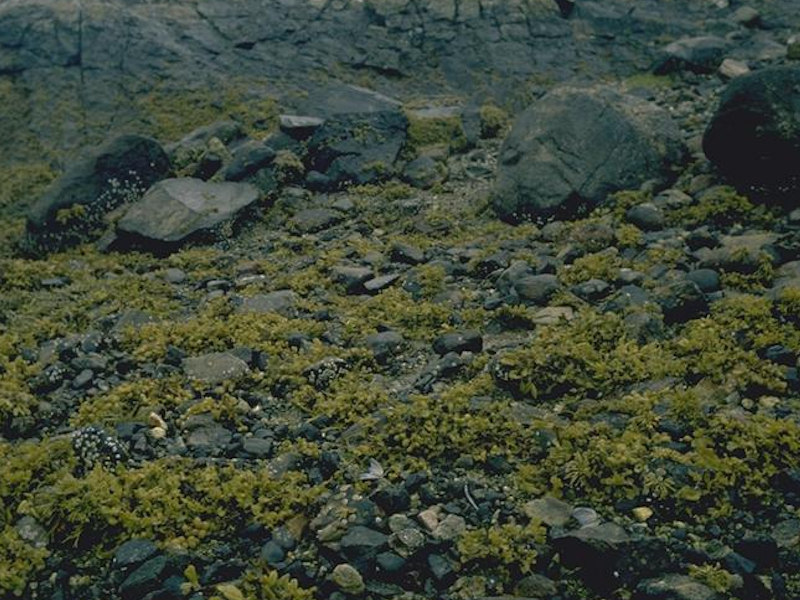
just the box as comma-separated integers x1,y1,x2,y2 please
688,564,738,593
457,520,545,581
666,186,773,228
405,113,467,155
558,249,624,285
478,103,510,139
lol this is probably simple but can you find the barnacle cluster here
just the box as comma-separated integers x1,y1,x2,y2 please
71,426,128,473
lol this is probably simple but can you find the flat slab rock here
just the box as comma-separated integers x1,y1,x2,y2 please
117,178,259,243
183,352,249,384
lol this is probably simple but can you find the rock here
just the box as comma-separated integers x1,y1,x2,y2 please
703,67,800,204
404,155,446,189
183,352,250,384
339,526,389,564
185,425,233,453
553,522,631,592
789,35,800,61
572,506,601,528
686,269,721,293
428,553,456,583
236,290,297,317
242,437,273,458
117,178,260,249
279,115,325,139
14,516,48,549
523,496,573,527
25,135,170,253
331,563,365,595
222,141,276,182
432,514,466,541
163,268,187,284
771,518,800,548
653,279,708,324
514,274,560,305
632,506,654,522
626,203,665,231
653,36,727,74
113,539,159,570
718,58,750,80
332,266,374,294
290,208,343,234
304,84,408,189
365,331,405,363
731,6,760,27
364,274,401,294
119,554,168,600
492,86,684,222
572,278,612,302
635,574,720,600
515,573,559,598
391,243,425,265
432,330,483,355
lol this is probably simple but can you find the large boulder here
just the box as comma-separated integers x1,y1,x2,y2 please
703,66,800,205
301,84,409,189
115,178,259,251
491,86,685,223
23,135,170,253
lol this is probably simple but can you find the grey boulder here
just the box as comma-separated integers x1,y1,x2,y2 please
116,178,260,248
492,86,684,223
24,135,170,253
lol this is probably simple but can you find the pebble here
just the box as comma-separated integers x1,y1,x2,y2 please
632,506,654,522
331,563,365,594
524,496,573,527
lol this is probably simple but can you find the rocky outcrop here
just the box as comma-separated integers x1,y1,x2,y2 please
491,86,685,222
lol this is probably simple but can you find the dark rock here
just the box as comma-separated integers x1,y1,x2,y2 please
626,203,665,231
339,526,389,565
185,426,233,453
734,535,779,568
427,553,456,584
242,437,273,458
119,555,168,600
572,278,612,302
332,266,373,294
703,67,800,204
260,540,286,565
492,86,684,222
372,485,411,515
183,352,249,384
290,208,342,234
514,274,560,305
391,243,425,265
404,156,445,189
635,574,720,600
117,179,260,248
653,279,708,324
515,573,559,598
376,552,405,574
365,331,405,363
236,290,297,317
222,141,276,182
432,330,483,355
686,269,721,293
553,523,631,593
304,85,408,188
193,152,223,180
653,36,727,74
25,135,170,253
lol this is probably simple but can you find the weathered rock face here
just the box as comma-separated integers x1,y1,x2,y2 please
24,135,170,253
115,178,259,250
703,66,800,205
491,86,685,222
0,0,708,164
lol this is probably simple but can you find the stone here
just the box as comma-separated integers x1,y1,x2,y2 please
119,554,168,600
703,67,800,204
163,268,187,284
339,526,389,563
553,522,631,591
731,6,760,27
279,115,325,138
331,563,365,595
653,279,708,324
332,265,374,294
25,135,170,253
236,290,297,317
113,539,159,570
290,208,342,234
14,516,48,549
492,86,684,222
222,141,276,182
184,352,249,384
572,506,601,528
364,274,401,294
365,331,405,363
531,306,575,325
404,155,445,189
718,58,750,80
523,496,573,527
304,84,408,189
626,203,665,231
117,178,260,248
243,437,273,458
432,330,483,355
686,269,721,293
391,243,425,265
186,425,233,452
515,573,558,598
514,274,560,305
635,574,720,600
433,514,466,541
654,36,728,74
632,506,654,522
